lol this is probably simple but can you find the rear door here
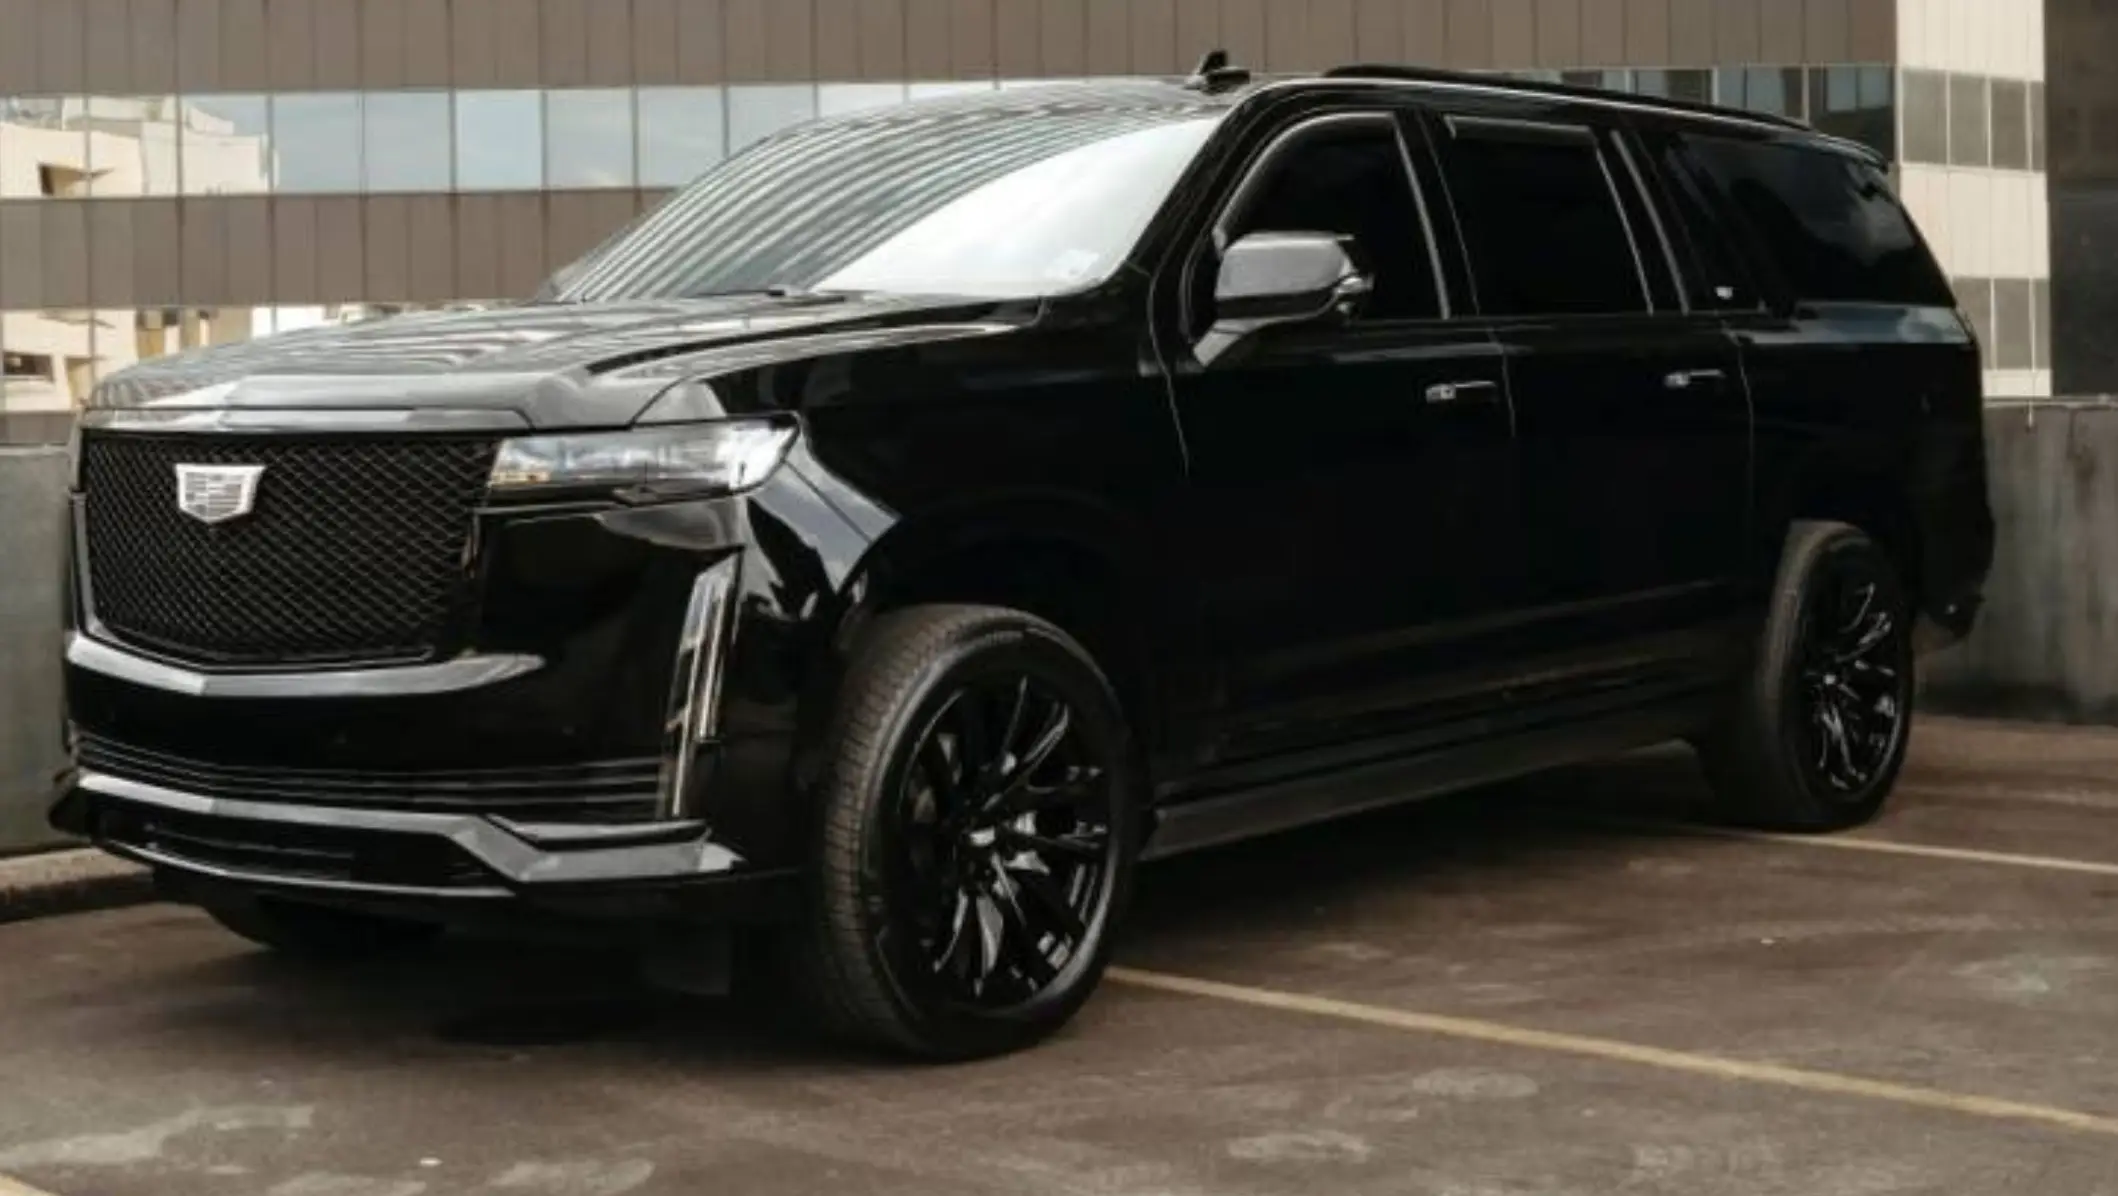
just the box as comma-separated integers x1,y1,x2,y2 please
1641,125,1989,624
1424,106,1753,692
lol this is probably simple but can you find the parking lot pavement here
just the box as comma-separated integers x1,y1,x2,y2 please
6,716,2118,1196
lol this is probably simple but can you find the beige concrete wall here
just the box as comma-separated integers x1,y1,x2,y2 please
0,0,1899,95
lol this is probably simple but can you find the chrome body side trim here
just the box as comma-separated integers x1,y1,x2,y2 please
66,633,545,699
1612,131,1689,313
657,557,743,819
74,770,747,888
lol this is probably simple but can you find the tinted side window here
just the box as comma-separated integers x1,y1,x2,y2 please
1441,121,1647,317
1218,118,1444,323
1643,133,1765,311
1678,135,1954,307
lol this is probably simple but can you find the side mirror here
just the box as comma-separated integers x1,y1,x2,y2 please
1199,232,1373,364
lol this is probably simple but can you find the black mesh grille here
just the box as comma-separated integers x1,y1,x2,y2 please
80,433,498,665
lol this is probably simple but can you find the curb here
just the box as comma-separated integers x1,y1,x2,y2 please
0,848,155,925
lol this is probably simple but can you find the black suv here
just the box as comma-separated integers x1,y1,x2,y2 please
54,63,1993,1059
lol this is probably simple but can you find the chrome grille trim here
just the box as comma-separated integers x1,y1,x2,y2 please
658,557,742,820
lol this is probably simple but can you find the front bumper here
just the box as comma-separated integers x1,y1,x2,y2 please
52,768,798,923
58,448,877,872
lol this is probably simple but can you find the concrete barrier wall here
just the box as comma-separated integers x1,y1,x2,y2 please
0,449,69,854
1923,402,2118,723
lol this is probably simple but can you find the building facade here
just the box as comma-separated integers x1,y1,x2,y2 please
0,0,2053,440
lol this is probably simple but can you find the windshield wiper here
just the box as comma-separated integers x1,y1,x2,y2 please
677,286,806,301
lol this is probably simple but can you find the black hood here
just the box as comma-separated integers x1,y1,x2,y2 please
87,293,1033,430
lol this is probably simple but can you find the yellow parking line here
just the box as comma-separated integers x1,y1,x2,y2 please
0,1174,61,1196
1582,816,2118,878
1108,967,2118,1137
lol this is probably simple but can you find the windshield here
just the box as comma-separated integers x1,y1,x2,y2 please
550,92,1223,303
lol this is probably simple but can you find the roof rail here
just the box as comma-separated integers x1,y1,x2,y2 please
1320,63,1813,132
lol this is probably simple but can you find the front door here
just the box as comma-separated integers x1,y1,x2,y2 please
1426,109,1752,685
1159,108,1521,773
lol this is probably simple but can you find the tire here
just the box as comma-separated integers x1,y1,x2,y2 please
203,896,443,960
787,604,1141,1060
1699,521,1916,832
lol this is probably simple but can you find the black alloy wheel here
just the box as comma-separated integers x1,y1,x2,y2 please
1793,557,1911,797
891,675,1117,1008
790,605,1139,1058
1700,521,1915,832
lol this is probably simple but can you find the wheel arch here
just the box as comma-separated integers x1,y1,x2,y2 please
788,493,1200,799
1766,461,1926,611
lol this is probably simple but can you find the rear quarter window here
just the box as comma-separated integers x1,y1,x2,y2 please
1678,134,1953,309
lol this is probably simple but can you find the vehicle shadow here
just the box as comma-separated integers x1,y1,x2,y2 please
1124,743,1719,947
131,746,1722,1067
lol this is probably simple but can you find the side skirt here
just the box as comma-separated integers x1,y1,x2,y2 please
1139,692,1712,861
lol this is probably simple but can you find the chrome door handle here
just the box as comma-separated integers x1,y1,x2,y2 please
1664,368,1728,391
1425,380,1501,405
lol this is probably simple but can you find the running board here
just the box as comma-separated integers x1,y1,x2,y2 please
1140,698,1707,861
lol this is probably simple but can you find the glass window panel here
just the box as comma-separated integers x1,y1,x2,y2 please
1814,65,1858,114
1991,79,2029,171
1561,70,1629,92
2034,277,2050,370
1445,128,1646,316
81,96,180,196
1636,69,1712,104
1220,120,1444,322
547,89,635,188
819,83,909,117
1730,67,1806,120
1956,277,1995,355
1684,134,1953,306
271,92,361,193
1994,278,2033,370
727,85,817,154
1859,65,1897,159
2031,81,2047,172
908,81,999,100
1901,69,1948,165
637,88,725,188
455,90,544,190
557,113,1220,302
2,98,88,198
1809,65,1896,159
1949,74,1989,168
178,94,270,196
364,91,452,192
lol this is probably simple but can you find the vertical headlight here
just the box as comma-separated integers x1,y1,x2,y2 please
489,419,798,503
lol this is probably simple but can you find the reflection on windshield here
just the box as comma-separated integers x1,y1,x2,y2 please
551,90,1223,304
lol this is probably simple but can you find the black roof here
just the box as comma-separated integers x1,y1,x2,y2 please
792,64,1864,161
1318,62,1812,131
